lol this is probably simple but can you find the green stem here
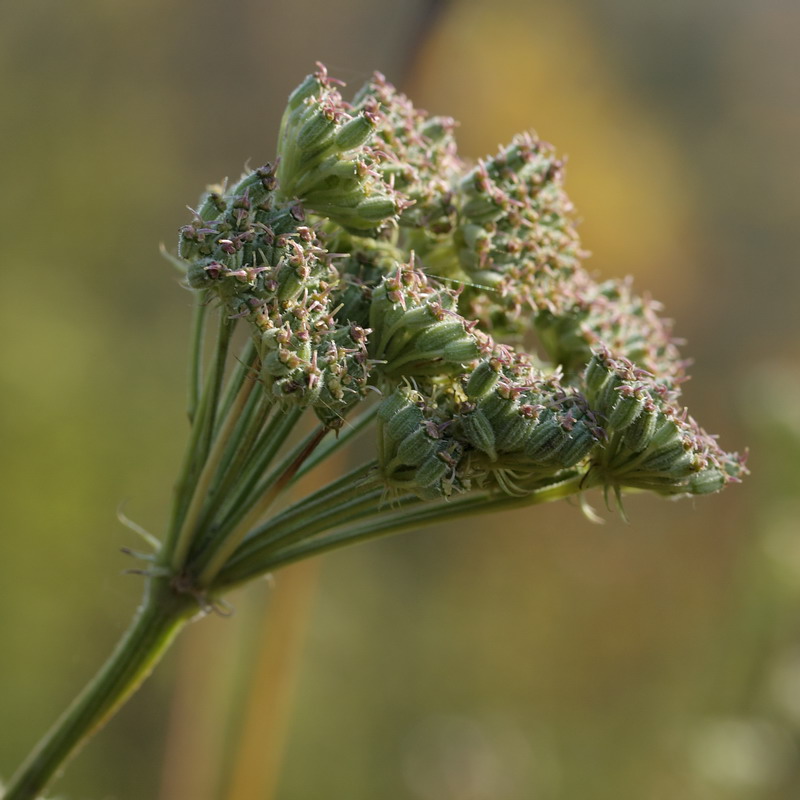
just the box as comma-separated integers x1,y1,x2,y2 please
171,369,259,570
2,580,194,800
216,337,257,427
187,293,209,424
196,392,272,532
217,489,417,588
256,473,589,575
217,472,592,590
163,312,235,568
223,463,382,568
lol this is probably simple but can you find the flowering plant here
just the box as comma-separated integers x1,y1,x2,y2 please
2,65,746,800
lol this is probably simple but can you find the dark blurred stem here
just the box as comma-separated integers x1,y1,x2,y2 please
2,579,195,800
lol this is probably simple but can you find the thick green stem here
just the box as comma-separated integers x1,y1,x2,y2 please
2,580,195,800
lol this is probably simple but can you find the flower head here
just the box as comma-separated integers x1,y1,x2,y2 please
178,64,745,503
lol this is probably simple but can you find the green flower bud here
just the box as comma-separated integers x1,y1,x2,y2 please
465,361,501,400
460,409,497,461
296,107,338,157
415,453,450,489
287,73,322,110
460,193,504,224
377,388,417,422
558,424,598,468
648,417,684,452
597,373,624,416
443,337,480,364
494,413,537,453
584,353,613,398
335,114,377,151
607,387,646,432
396,427,438,466
522,416,564,462
639,442,693,475
386,403,424,442
623,404,658,452
419,117,451,142
687,468,726,495
414,320,468,353
478,391,514,422
355,195,398,222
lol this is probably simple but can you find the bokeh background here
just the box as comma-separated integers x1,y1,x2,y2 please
1,1,798,798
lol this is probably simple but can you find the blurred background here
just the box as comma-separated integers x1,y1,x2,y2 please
1,0,798,798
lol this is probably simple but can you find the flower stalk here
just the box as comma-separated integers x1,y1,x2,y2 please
3,579,194,800
2,63,746,800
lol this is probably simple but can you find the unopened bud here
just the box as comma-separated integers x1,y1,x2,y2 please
522,416,563,462
335,114,377,151
386,403,424,442
296,108,337,156
287,73,322,110
355,195,398,222
443,337,480,364
558,424,597,468
623,404,658,452
460,409,497,461
465,361,501,400
415,453,450,488
687,468,726,495
607,388,646,431
396,427,438,466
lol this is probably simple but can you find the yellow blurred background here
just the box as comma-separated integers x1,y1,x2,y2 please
1,1,798,798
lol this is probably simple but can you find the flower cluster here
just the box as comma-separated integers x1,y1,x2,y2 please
583,347,744,497
275,64,407,234
418,132,585,336
178,64,746,500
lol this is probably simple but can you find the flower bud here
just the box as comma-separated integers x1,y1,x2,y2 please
477,391,513,422
355,195,398,222
584,352,613,397
494,412,537,454
443,337,480,365
639,443,694,476
415,452,450,489
335,114,377,151
557,424,598,467
607,387,646,432
386,403,424,442
287,73,322,110
687,468,725,495
377,387,416,422
522,416,564,463
623,404,659,452
396,427,438,466
296,107,338,157
414,320,468,353
465,361,501,400
460,409,497,461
